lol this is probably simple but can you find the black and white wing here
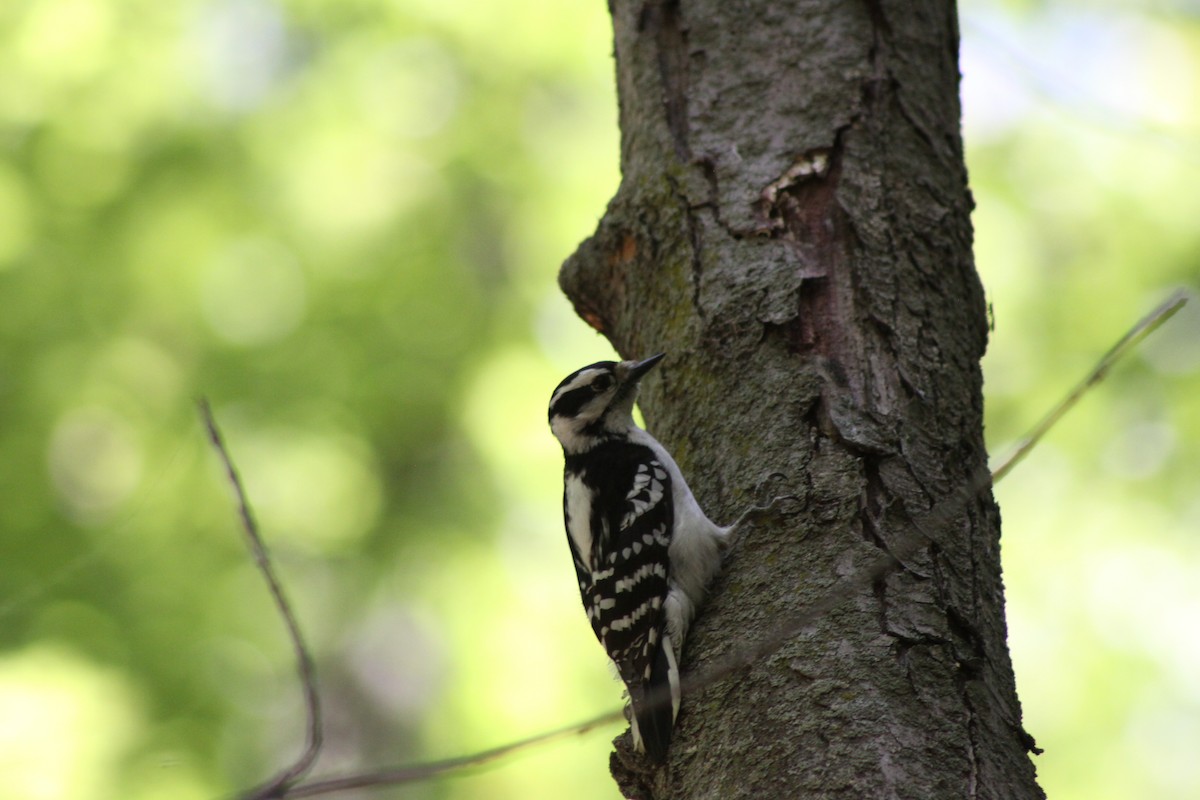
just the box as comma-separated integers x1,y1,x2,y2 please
563,441,675,760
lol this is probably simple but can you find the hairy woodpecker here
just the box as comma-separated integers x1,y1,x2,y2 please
548,353,728,761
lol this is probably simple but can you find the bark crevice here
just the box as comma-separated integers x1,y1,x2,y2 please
644,0,691,160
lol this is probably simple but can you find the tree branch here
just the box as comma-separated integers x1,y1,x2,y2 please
200,400,323,799
283,712,625,798
990,289,1188,483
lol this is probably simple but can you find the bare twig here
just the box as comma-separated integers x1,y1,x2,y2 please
200,400,323,799
990,289,1188,483
285,712,625,798
219,289,1185,797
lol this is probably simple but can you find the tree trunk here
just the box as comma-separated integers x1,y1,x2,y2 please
560,1,1044,798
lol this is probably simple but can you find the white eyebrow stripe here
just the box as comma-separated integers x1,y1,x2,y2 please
550,368,608,407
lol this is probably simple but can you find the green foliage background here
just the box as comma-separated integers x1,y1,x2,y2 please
0,1,1196,798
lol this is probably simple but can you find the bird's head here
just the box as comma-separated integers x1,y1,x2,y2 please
548,353,665,453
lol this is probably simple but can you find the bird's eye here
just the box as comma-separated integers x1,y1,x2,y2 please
592,375,614,393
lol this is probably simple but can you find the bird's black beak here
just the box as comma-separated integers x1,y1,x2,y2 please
625,353,666,383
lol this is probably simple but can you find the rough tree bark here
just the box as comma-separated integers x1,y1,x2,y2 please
559,1,1044,798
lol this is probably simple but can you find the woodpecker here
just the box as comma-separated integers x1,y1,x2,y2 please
548,353,728,761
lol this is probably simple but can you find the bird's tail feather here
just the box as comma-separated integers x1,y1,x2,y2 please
632,638,677,762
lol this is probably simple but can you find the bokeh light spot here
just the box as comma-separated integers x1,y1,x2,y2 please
461,347,561,501
14,0,115,86
200,237,307,345
193,0,292,112
356,38,462,140
237,429,382,553
92,336,185,416
0,645,140,800
1102,421,1176,480
48,406,143,522
278,129,435,240
346,602,446,716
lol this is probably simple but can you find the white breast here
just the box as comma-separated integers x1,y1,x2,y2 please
564,471,594,571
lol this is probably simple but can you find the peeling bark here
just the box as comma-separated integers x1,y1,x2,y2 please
561,1,1043,798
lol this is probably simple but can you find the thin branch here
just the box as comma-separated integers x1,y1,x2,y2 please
284,712,625,798
200,400,323,799
990,289,1188,483
226,289,1185,797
